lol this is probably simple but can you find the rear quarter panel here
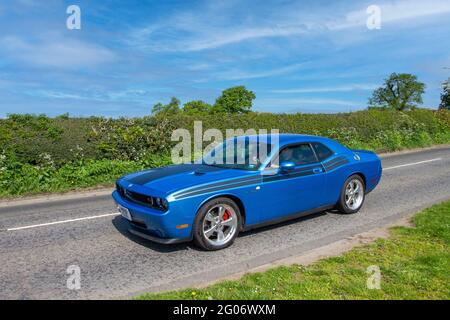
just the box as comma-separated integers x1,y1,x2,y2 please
352,150,382,193
322,149,382,205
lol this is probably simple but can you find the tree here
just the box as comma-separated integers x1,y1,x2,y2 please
212,86,256,113
439,78,450,110
151,97,181,115
369,73,425,111
183,100,212,115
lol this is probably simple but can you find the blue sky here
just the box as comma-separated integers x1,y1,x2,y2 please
0,0,450,117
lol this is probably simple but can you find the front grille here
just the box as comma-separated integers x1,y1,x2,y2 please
125,189,154,207
116,183,167,211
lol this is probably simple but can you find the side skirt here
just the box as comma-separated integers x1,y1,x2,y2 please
241,204,334,232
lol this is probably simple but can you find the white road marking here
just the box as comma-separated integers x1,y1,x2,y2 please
3,157,444,232
383,158,442,171
6,212,120,231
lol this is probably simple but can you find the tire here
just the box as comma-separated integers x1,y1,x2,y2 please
193,197,242,251
337,175,365,214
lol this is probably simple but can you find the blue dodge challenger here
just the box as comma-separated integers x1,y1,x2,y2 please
112,134,382,250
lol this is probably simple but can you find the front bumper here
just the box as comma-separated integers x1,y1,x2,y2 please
112,190,193,243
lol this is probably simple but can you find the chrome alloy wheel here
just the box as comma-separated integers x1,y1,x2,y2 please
202,204,238,246
345,179,364,210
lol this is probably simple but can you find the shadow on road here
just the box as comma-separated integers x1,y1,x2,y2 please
239,210,329,238
112,210,334,252
111,216,194,253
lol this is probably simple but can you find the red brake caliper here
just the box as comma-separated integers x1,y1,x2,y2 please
223,209,231,221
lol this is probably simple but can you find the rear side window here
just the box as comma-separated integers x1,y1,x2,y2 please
311,142,333,161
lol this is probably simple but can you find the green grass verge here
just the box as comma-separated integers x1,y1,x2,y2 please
137,201,450,300
0,155,172,198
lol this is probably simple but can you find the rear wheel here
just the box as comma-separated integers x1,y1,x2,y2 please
193,197,241,250
337,175,365,214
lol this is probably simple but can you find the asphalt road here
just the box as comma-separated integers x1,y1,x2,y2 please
0,147,449,299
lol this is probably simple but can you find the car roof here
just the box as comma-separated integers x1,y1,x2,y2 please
233,133,326,144
231,134,349,152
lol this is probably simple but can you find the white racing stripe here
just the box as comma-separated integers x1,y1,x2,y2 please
3,158,444,232
383,158,442,171
6,212,120,231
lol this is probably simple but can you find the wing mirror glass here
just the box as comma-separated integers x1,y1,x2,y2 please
280,161,296,173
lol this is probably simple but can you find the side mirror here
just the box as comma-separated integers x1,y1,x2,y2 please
280,161,296,173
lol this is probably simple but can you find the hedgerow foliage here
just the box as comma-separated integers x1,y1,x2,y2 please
0,109,449,197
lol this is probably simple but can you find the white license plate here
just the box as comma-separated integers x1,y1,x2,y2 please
118,205,132,221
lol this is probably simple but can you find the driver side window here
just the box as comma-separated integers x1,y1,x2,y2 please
271,144,317,168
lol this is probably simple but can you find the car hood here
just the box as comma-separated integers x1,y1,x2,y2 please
120,164,258,196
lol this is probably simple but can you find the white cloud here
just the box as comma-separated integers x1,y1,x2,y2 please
258,97,362,107
185,63,212,71
217,63,305,80
271,84,378,93
341,0,450,29
128,22,310,52
0,36,117,68
176,26,309,52
25,88,153,103
129,0,450,52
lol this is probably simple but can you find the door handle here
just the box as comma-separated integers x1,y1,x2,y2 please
313,168,323,174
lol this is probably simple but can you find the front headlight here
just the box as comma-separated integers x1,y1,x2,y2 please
154,197,169,211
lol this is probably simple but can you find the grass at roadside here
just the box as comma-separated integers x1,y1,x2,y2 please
137,201,450,300
0,155,172,198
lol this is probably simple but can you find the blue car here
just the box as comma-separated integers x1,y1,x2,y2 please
112,134,382,250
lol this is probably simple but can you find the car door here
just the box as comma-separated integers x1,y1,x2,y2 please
257,143,327,223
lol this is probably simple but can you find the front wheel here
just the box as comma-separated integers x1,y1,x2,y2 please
337,175,365,214
193,197,241,251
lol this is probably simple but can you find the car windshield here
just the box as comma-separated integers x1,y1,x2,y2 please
201,138,272,171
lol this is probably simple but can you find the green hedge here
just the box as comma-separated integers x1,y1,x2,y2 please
0,109,449,197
